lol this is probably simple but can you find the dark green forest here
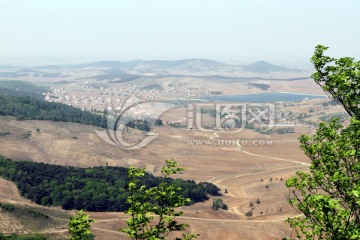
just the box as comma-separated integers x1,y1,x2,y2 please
0,80,46,99
0,95,107,128
0,87,43,99
0,80,46,94
0,234,47,240
0,156,220,212
0,94,162,132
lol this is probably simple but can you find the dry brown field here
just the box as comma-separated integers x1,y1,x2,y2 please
0,113,315,239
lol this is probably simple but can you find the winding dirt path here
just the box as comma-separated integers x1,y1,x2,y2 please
203,141,310,219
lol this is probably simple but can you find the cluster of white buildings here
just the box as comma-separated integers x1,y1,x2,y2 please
44,85,165,111
44,82,224,113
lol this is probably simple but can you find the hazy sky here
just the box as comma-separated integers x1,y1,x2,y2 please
1,0,360,65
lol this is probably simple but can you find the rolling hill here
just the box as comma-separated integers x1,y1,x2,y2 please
242,61,299,73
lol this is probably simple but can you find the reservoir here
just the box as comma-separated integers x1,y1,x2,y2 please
201,92,328,103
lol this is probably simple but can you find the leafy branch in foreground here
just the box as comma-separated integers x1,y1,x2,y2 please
120,160,199,240
311,45,360,118
68,210,95,240
285,45,360,239
286,118,360,239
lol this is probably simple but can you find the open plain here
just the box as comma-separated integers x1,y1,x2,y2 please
0,113,313,239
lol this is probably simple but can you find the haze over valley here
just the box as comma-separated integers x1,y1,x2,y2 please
0,57,349,239
0,1,358,239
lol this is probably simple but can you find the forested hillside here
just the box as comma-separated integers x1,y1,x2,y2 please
0,95,107,128
0,80,46,99
0,80,46,94
0,156,220,212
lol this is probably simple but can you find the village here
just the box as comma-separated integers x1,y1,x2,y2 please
42,82,344,133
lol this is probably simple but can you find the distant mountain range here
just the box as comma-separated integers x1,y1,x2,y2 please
0,59,302,81
75,58,227,71
74,59,297,73
241,61,299,73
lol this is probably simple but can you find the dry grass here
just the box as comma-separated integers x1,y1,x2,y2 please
0,116,312,239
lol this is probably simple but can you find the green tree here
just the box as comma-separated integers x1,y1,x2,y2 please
154,119,163,126
212,198,227,211
245,210,253,218
120,160,199,240
285,45,360,239
68,210,95,240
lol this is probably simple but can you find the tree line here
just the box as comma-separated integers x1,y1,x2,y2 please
0,156,220,212
0,234,46,240
0,94,108,128
0,94,165,133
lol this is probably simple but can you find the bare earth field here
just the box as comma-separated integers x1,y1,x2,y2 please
0,46,348,239
0,114,314,239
